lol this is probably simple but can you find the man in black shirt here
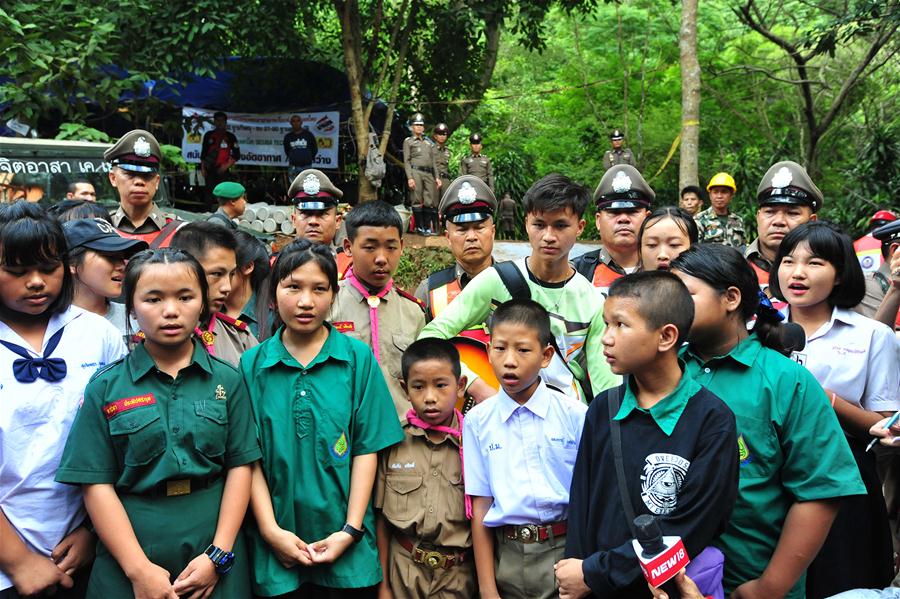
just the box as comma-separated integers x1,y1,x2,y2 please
283,114,319,181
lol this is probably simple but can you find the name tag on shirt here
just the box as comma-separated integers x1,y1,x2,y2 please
103,393,156,419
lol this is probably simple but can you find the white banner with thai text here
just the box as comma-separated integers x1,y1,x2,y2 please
181,107,339,168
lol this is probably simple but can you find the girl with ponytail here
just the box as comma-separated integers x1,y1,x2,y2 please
669,244,864,599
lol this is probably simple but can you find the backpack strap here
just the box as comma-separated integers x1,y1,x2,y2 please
149,219,183,249
609,383,638,537
494,260,531,300
573,250,600,280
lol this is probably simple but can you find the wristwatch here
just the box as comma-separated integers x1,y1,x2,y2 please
204,544,235,574
341,523,365,543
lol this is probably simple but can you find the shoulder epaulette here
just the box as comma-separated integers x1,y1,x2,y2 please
89,355,127,382
216,312,248,331
397,288,426,312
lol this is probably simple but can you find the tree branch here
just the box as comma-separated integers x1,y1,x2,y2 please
379,0,419,154
363,0,410,125
447,12,503,130
363,0,384,80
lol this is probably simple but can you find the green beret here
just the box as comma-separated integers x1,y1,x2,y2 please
213,181,246,200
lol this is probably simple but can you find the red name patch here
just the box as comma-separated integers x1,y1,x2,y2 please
103,394,156,419
333,321,355,333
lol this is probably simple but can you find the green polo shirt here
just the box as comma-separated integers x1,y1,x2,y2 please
56,340,262,494
239,324,403,595
613,369,700,435
680,334,864,598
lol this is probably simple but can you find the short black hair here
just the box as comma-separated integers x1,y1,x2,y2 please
52,200,112,223
213,111,227,120
769,221,865,309
170,221,237,261
123,248,210,332
401,338,461,382
67,179,94,194
521,174,590,217
0,201,74,315
608,271,694,345
490,298,553,346
680,185,703,199
344,200,403,241
234,230,271,295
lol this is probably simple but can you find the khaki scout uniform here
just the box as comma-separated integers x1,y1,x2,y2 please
404,135,439,209
459,154,494,191
196,312,259,368
375,414,475,598
328,280,426,419
694,206,746,249
55,340,262,598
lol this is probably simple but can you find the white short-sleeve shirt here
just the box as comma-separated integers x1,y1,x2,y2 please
463,379,588,528
787,306,900,412
0,306,126,591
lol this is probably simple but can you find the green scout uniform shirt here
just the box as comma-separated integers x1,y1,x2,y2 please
613,368,700,435
459,154,494,191
328,279,425,420
56,339,261,492
239,325,404,594
694,207,746,249
680,334,864,598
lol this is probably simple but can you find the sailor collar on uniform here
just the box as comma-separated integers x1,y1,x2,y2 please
613,367,700,436
128,338,214,381
258,322,351,370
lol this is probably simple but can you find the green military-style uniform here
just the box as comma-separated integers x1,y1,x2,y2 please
680,334,865,598
56,340,262,598
694,206,746,249
239,324,404,596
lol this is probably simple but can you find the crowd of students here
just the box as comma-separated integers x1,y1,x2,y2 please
0,157,898,599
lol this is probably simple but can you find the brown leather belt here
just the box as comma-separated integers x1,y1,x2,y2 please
502,521,567,544
395,533,471,570
411,165,435,175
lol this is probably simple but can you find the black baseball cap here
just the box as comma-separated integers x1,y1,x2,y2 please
63,218,149,255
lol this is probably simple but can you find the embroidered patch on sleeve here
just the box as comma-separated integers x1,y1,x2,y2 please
103,394,156,419
333,321,355,333
738,434,753,465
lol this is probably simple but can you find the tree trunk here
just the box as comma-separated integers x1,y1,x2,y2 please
447,14,503,131
679,0,700,190
335,0,378,202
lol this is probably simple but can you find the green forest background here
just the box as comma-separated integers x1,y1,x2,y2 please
2,0,898,238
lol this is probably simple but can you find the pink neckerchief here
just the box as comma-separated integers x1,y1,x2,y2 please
405,408,472,519
343,268,393,364
194,312,219,356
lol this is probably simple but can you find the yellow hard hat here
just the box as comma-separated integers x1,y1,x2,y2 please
707,172,736,193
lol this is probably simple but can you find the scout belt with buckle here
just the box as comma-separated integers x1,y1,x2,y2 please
395,533,470,570
503,521,568,544
148,476,220,497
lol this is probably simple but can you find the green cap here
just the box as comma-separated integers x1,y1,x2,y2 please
213,181,246,200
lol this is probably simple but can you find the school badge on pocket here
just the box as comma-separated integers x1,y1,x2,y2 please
331,431,349,459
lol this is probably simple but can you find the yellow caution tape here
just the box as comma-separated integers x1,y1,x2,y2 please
649,120,700,182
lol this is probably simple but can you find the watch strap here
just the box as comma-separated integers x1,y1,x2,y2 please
341,523,364,543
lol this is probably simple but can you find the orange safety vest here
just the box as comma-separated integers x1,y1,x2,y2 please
748,258,788,311
592,262,625,294
427,273,499,411
336,251,352,280
854,234,883,272
117,219,181,249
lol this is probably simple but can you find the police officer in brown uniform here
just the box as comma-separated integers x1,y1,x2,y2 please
573,164,652,296
459,133,494,192
433,123,452,193
602,128,635,170
105,130,180,247
287,168,352,277
745,160,822,296
404,113,441,235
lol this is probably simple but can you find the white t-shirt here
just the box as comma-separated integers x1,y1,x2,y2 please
787,306,900,412
0,307,126,590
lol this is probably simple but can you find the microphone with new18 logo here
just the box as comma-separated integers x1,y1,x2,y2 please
631,514,691,596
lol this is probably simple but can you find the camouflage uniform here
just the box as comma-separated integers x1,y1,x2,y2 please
694,206,746,249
